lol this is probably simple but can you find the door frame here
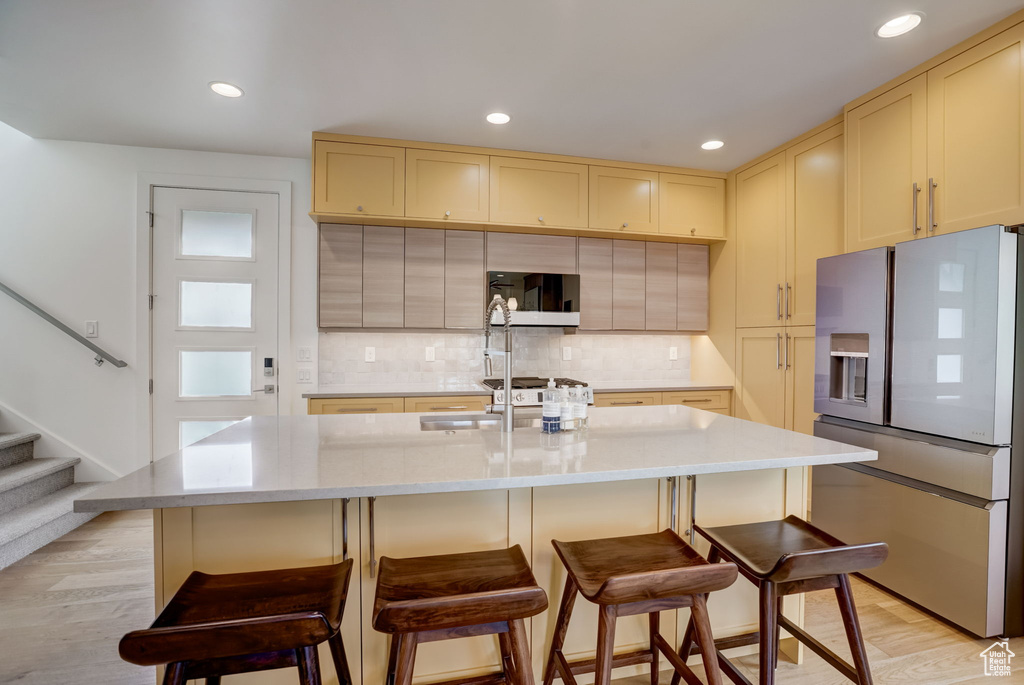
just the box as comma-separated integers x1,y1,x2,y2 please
136,173,292,465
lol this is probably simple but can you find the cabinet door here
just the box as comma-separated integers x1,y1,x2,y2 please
677,245,709,331
362,226,405,327
784,327,817,434
489,156,588,228
360,492,511,685
578,238,613,330
612,240,645,330
313,141,405,217
846,75,927,251
589,166,659,233
485,232,578,273
928,24,1024,235
735,153,787,328
735,327,786,428
319,225,362,328
406,149,490,222
786,125,845,327
444,230,485,329
659,173,725,239
645,242,677,330
405,228,445,328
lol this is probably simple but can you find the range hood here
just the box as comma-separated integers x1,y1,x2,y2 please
487,271,581,327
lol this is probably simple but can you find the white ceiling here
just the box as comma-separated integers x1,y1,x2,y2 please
2,0,1023,171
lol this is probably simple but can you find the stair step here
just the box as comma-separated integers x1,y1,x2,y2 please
0,432,40,469
0,482,106,568
0,457,80,516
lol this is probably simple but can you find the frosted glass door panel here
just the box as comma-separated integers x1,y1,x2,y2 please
180,281,253,329
179,419,242,449
180,210,254,259
891,225,1017,444
180,350,252,398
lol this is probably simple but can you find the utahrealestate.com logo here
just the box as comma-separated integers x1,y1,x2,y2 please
981,641,1015,677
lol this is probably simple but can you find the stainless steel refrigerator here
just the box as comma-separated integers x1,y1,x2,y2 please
811,224,1022,638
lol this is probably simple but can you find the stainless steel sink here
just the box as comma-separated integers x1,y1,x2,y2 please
419,412,542,431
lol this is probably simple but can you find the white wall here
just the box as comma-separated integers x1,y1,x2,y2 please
0,122,316,478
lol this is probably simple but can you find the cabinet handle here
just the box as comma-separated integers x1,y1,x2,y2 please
785,282,791,320
685,475,696,543
445,210,451,217
356,205,364,212
777,284,783,321
611,400,644,405
680,398,712,404
669,476,678,531
777,333,782,369
368,496,377,578
538,216,544,222
691,227,696,236
928,178,937,232
341,498,350,561
430,405,468,411
623,222,629,228
912,182,921,235
785,332,791,370
336,407,378,413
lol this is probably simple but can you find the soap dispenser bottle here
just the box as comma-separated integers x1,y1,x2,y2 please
542,378,561,434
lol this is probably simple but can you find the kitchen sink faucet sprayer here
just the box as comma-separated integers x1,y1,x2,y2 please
484,295,514,432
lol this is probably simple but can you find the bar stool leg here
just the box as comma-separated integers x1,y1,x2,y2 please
385,634,403,685
671,546,721,685
329,631,353,685
543,576,578,685
162,662,187,685
835,574,873,685
689,594,724,685
594,604,618,685
758,582,778,685
394,633,419,685
649,611,660,685
296,645,323,685
499,629,519,684
206,677,222,685
508,619,535,685
773,596,783,670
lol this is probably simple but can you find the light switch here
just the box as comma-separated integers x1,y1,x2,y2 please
297,368,313,383
365,347,375,363
297,346,312,362
425,346,435,362
669,346,678,361
562,346,572,361
85,321,98,338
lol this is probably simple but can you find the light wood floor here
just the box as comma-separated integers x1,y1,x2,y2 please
0,510,1021,684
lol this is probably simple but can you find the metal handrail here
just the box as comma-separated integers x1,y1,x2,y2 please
0,280,127,368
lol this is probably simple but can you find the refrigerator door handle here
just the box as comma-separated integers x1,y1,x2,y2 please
928,178,937,232
777,333,782,369
912,182,921,235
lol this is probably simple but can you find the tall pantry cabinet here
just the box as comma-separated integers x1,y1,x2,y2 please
733,123,844,434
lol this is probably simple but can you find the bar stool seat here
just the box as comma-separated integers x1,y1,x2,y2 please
120,560,353,685
373,545,547,685
544,529,738,685
676,515,888,685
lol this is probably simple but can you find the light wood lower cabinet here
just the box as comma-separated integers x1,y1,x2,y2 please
735,327,815,433
308,397,406,415
593,391,662,407
662,390,731,414
404,395,488,413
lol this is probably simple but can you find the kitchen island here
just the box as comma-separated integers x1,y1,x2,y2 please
76,406,875,685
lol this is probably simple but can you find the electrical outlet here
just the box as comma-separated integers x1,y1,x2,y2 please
425,346,435,362
84,321,98,338
297,368,313,384
669,346,678,361
365,347,375,363
297,346,312,362
562,346,572,361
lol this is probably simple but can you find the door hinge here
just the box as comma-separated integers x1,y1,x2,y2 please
148,379,153,394
148,294,154,310
146,210,154,228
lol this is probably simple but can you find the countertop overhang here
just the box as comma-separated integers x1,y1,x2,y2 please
75,406,874,513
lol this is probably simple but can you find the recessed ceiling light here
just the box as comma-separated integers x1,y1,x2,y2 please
876,13,923,38
209,82,244,98
486,112,511,125
701,140,725,151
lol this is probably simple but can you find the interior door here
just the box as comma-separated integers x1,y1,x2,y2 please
152,187,279,459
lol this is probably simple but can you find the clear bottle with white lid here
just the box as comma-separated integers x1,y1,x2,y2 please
574,384,588,430
560,385,575,431
542,378,561,433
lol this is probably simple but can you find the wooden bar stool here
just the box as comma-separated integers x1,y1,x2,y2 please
675,515,888,685
372,545,548,685
543,529,739,685
119,560,354,685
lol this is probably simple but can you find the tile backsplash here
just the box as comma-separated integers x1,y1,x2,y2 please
318,328,691,386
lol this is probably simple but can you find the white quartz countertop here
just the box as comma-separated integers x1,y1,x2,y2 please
75,406,874,512
302,380,733,399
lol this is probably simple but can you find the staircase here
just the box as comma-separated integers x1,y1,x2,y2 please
0,432,105,569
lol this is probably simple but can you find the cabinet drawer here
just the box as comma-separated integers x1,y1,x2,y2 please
593,392,663,407
404,396,489,413
308,398,405,415
663,390,731,412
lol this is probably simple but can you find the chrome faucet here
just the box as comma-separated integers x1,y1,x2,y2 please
484,296,514,432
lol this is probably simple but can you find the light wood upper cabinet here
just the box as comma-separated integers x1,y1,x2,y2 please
489,156,588,228
404,228,445,328
318,225,362,327
313,141,405,217
846,75,928,251
405,149,489,222
928,23,1024,235
735,153,787,328
645,242,677,331
444,230,485,329
659,173,725,239
362,226,405,328
577,238,613,331
485,232,577,274
612,240,646,330
677,244,709,331
589,166,659,233
786,125,845,327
